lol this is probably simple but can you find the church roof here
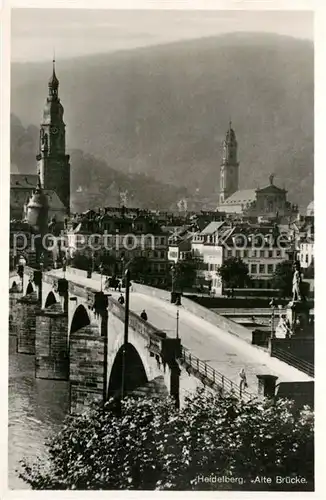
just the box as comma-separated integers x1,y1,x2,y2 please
221,189,257,205
10,186,65,211
26,178,49,210
225,122,236,143
10,174,38,188
49,60,59,88
257,184,286,194
200,221,225,235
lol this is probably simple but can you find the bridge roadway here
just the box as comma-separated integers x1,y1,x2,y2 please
50,269,313,394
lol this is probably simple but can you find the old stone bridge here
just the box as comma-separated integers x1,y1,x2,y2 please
9,266,313,413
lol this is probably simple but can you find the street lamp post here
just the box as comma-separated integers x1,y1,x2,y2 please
176,309,179,339
121,268,131,401
121,257,125,282
171,263,175,291
170,263,176,303
62,256,66,279
269,298,276,339
10,253,15,272
99,263,103,292
39,252,44,271
17,255,26,293
88,251,95,279
39,253,44,306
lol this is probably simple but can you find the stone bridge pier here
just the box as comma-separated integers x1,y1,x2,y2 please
10,267,185,413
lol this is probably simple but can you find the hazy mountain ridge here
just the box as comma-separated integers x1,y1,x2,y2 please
10,114,189,212
11,33,314,209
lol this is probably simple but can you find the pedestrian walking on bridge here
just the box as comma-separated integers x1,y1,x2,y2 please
239,368,248,395
140,309,148,321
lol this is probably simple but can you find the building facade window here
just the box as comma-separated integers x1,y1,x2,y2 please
259,264,265,274
251,264,257,274
267,264,273,274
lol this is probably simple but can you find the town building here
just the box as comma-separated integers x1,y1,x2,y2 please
66,208,169,286
191,221,233,295
306,200,314,217
299,241,314,270
167,227,193,263
222,223,290,289
296,217,314,274
217,124,298,221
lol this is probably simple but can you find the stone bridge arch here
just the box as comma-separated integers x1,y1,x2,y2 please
105,304,175,404
44,291,57,309
26,281,34,295
22,268,37,296
108,342,148,399
41,277,69,311
70,304,91,334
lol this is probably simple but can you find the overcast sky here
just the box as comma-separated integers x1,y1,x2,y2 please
11,9,313,62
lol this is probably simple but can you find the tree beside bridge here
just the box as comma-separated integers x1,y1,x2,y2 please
19,389,313,491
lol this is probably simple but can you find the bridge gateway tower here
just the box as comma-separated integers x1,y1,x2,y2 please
37,59,70,215
219,122,239,205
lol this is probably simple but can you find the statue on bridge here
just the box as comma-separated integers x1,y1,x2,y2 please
275,314,292,339
292,261,304,302
285,260,311,337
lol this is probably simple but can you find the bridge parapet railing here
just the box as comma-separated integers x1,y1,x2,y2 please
180,346,254,402
108,297,166,352
23,265,36,281
42,273,59,287
70,282,90,299
271,345,314,378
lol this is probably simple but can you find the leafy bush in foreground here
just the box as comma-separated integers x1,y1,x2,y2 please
19,389,314,490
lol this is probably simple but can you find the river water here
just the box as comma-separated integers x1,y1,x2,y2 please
8,335,70,489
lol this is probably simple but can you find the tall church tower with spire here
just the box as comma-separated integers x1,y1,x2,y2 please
219,122,239,205
37,60,70,214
